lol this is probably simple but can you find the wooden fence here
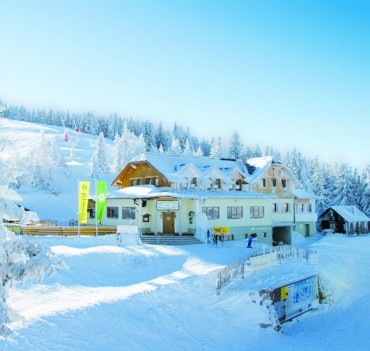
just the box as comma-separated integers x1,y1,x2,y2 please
20,225,116,236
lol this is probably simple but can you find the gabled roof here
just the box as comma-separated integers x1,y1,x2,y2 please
123,152,306,191
129,152,249,182
330,206,370,222
244,155,301,185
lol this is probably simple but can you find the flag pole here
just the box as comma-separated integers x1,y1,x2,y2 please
95,178,98,237
77,179,80,237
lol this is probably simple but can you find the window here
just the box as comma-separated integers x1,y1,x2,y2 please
212,179,221,189
307,204,313,213
250,206,264,218
88,208,95,219
107,206,119,219
145,177,158,185
202,207,219,220
191,177,197,188
130,178,143,186
261,232,267,239
260,179,267,188
122,207,136,220
282,203,290,213
236,179,242,191
271,178,277,188
296,203,304,213
227,206,243,219
145,177,151,185
281,179,287,188
272,203,278,213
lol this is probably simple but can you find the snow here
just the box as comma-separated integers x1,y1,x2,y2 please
1,118,370,350
110,184,274,200
330,206,370,222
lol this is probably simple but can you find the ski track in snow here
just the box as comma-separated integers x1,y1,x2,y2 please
8,245,221,330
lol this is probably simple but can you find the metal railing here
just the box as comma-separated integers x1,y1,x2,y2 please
216,245,318,295
194,226,208,243
216,257,249,295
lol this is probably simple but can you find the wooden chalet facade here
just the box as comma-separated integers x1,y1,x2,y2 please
246,157,319,240
87,152,318,245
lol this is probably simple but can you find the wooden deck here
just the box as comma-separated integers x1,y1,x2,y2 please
20,225,116,236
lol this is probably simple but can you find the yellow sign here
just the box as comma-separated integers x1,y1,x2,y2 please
281,286,288,300
78,181,90,224
213,226,230,235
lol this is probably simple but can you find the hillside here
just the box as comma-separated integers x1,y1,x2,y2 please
1,117,370,350
0,117,116,225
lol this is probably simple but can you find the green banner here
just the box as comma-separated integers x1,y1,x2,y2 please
96,181,107,223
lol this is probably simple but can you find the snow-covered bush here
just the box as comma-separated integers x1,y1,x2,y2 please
0,172,63,337
0,224,63,337
318,274,335,305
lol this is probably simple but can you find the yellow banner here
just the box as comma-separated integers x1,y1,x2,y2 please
78,181,90,224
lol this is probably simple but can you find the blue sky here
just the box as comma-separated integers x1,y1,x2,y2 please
1,0,369,169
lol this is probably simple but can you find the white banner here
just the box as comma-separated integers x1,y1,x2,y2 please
250,252,277,271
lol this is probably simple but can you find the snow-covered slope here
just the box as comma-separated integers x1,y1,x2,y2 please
0,234,369,350
1,118,370,351
0,117,116,224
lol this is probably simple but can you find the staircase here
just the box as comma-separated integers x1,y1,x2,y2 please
140,234,202,245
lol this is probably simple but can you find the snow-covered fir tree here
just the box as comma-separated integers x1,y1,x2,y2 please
210,137,222,158
143,122,154,152
154,122,170,152
112,132,124,174
183,138,193,156
194,146,203,157
90,132,109,178
332,163,356,206
31,131,56,192
228,131,243,159
200,138,211,157
170,138,181,155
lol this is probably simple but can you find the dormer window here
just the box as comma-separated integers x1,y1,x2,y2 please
130,178,143,186
212,179,221,189
271,178,277,188
145,176,159,186
236,179,242,191
281,179,287,188
191,177,197,188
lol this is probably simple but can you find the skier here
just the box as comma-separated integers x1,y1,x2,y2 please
213,233,218,246
247,235,253,248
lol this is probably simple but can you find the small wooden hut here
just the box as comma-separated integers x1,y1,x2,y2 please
318,206,370,235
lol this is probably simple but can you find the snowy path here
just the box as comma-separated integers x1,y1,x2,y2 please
8,244,222,329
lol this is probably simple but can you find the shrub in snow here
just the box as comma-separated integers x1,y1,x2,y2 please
0,224,63,337
0,183,63,337
318,274,335,305
250,290,282,332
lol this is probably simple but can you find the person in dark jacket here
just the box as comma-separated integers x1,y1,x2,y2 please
247,235,253,248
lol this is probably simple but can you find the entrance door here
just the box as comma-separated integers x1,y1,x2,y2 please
162,212,175,234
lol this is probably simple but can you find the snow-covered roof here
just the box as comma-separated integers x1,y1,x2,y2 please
127,152,304,191
108,185,275,200
293,188,321,200
331,206,370,222
130,152,249,181
245,155,300,185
